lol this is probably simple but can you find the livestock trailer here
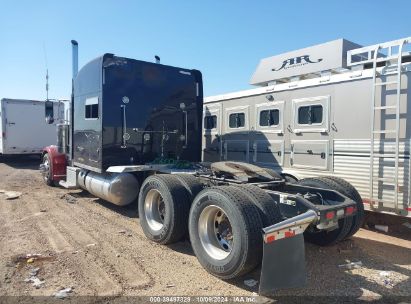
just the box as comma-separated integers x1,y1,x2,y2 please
203,37,411,217
0,98,65,155
41,40,363,295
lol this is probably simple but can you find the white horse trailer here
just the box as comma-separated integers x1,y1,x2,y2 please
0,98,65,155
203,37,411,217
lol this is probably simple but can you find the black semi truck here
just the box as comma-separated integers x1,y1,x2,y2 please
40,41,364,295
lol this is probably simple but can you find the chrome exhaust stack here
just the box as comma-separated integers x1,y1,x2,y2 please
259,210,318,296
68,39,78,162
71,40,78,80
56,123,70,154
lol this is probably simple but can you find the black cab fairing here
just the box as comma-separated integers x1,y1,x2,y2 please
72,55,105,172
72,53,203,173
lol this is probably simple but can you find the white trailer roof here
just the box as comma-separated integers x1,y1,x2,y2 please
250,39,362,86
204,62,411,104
206,36,411,103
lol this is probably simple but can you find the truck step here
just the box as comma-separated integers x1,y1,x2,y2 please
372,129,397,134
59,180,79,189
374,80,398,86
374,105,397,110
372,153,397,158
373,177,396,186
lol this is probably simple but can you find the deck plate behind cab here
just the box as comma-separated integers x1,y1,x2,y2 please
210,161,281,182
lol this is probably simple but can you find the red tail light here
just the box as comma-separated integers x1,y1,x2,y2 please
284,231,295,238
345,206,356,215
325,211,335,220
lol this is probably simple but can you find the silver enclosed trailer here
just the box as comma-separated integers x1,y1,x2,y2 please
0,98,65,155
203,37,411,217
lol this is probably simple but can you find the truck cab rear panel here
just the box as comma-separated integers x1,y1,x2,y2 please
72,54,203,173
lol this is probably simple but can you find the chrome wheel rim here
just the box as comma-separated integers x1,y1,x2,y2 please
198,205,233,260
42,157,50,180
144,189,165,231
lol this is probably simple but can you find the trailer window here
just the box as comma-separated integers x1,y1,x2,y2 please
204,115,217,130
259,109,279,127
85,97,99,119
298,105,322,125
229,113,245,128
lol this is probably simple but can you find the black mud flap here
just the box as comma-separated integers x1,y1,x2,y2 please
259,232,307,296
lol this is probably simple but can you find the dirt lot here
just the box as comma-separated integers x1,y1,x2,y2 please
0,156,410,303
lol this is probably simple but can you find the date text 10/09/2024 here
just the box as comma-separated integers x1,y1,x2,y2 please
149,296,257,303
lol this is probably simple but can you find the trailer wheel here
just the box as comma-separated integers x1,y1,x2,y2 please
138,174,191,244
189,186,263,279
173,174,204,200
296,178,353,246
42,153,55,187
318,176,364,239
232,184,282,226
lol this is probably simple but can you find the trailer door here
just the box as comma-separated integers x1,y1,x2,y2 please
253,100,285,168
222,105,250,162
202,104,222,162
289,96,331,170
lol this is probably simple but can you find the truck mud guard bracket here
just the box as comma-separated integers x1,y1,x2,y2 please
259,210,317,296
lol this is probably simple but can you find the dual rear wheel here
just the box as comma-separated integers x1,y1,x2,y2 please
138,174,280,278
138,174,364,279
138,174,194,244
189,186,266,279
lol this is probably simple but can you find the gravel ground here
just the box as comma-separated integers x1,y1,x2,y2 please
0,156,410,303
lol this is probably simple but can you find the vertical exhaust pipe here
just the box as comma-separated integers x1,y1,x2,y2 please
71,40,78,79
69,39,78,162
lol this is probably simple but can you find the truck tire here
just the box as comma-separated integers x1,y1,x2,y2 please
138,174,191,244
232,184,282,226
318,176,364,239
189,186,263,279
262,167,283,180
42,153,55,187
282,174,298,184
173,174,204,200
296,178,353,246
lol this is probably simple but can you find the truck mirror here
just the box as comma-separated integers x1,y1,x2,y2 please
45,100,54,124
45,115,54,124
